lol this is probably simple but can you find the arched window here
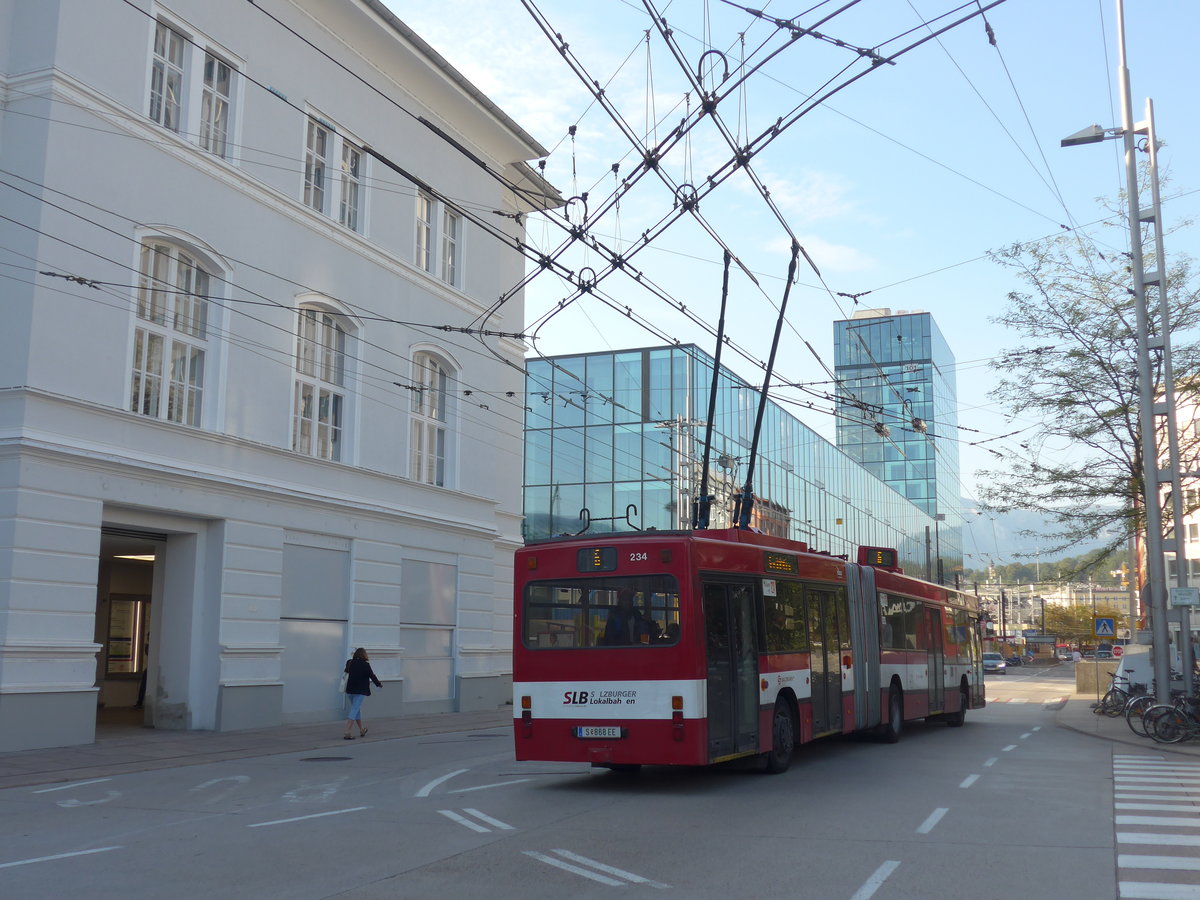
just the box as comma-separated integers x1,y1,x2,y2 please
410,351,450,486
130,240,215,426
293,305,348,461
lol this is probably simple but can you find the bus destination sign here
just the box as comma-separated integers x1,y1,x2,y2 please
858,546,898,568
577,546,618,572
764,552,798,575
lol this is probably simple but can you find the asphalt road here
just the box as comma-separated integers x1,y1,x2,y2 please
0,666,1187,899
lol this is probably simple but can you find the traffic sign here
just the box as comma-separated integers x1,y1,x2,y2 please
1171,587,1200,607
1094,617,1115,638
1112,645,1124,658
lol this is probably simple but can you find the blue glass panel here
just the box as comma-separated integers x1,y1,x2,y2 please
614,425,642,481
585,425,614,482
525,429,551,485
552,428,585,483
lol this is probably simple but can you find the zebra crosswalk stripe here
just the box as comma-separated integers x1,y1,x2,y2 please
1113,757,1200,899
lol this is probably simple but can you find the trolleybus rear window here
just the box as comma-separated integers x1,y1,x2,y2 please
522,576,681,649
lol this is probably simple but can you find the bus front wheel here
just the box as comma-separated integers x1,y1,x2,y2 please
882,687,903,743
764,700,796,774
945,685,968,727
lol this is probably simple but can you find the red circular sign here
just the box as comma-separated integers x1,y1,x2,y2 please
1112,646,1124,657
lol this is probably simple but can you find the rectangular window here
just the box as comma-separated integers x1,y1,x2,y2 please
304,118,329,213
317,389,342,460
416,192,434,272
131,328,164,416
149,22,184,131
410,419,445,486
764,580,808,652
441,210,460,285
131,241,212,427
339,143,361,231
200,53,233,158
293,307,347,462
302,114,365,233
148,21,239,161
167,341,204,426
522,576,681,648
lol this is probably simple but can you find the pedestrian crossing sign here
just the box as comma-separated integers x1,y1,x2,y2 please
1094,617,1115,638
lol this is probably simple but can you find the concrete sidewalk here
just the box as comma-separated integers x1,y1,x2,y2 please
0,706,515,792
1054,689,1200,758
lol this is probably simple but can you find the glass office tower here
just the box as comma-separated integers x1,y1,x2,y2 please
524,344,942,575
833,309,962,581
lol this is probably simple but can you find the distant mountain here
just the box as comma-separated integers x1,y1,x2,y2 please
960,501,1106,569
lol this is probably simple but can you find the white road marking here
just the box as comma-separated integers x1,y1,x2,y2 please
1120,855,1200,871
1117,776,1200,784
33,779,111,793
57,791,121,808
523,851,626,886
552,849,670,888
1117,882,1200,899
416,768,469,797
449,779,533,794
1118,833,1200,847
1116,816,1200,827
959,774,980,789
1118,787,1200,795
1020,732,1033,740
983,757,998,768
916,808,948,834
283,777,347,803
462,808,514,831
438,809,491,833
1118,803,1200,812
850,860,901,900
1002,745,1017,752
1032,726,1041,732
248,806,370,828
0,847,121,869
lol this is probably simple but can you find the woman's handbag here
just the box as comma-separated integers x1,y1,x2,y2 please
338,671,348,693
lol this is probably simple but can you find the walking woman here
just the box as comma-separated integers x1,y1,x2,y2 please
343,647,382,739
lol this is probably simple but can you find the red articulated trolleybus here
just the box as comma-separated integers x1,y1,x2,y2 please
513,529,985,773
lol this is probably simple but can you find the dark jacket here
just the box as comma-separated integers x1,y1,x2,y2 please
344,658,382,696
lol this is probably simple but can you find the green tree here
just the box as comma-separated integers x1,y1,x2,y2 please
1043,602,1128,648
980,181,1200,563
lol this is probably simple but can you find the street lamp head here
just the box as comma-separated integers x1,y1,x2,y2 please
1061,124,1117,147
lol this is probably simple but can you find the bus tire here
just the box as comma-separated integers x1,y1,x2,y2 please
764,699,796,774
946,685,968,727
601,763,642,773
882,686,903,743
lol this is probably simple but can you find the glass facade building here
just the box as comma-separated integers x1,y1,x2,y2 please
833,309,962,580
524,344,944,575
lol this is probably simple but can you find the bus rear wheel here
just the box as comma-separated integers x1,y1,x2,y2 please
882,686,903,743
764,700,796,774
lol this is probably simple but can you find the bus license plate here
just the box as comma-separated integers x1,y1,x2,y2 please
576,726,621,739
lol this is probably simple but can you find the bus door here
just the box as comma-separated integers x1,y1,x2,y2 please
702,580,759,760
926,606,945,712
808,588,844,735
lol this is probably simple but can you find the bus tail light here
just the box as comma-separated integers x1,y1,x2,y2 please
672,695,684,741
521,695,532,738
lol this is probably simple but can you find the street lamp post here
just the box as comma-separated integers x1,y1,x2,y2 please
1061,0,1179,702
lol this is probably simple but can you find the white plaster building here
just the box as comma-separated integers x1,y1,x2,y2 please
0,0,559,751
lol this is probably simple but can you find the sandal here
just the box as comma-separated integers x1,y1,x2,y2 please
343,734,355,740
359,729,368,737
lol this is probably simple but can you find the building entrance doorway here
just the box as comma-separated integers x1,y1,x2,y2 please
96,528,166,729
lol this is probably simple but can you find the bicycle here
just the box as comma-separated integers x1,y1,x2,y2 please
1149,696,1200,743
1094,671,1144,718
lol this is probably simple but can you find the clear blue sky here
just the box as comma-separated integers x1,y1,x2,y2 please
392,0,1200,560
